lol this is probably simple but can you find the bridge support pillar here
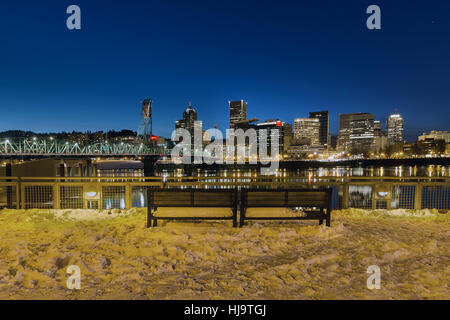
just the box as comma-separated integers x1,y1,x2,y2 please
59,163,65,178
184,164,193,177
143,156,157,177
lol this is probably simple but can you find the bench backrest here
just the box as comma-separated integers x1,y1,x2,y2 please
148,189,238,207
242,188,332,208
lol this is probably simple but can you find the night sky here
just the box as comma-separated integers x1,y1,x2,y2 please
0,0,449,141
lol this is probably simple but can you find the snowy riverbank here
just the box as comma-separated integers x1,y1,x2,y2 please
0,208,448,299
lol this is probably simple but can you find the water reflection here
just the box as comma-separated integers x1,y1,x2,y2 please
157,165,450,178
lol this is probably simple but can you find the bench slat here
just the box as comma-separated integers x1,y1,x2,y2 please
247,192,285,206
194,192,234,206
245,190,329,207
153,192,191,206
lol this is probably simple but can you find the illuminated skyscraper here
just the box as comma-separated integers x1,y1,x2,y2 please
294,118,320,146
386,114,404,144
256,119,288,156
349,115,375,152
175,102,201,152
309,111,330,148
373,120,387,153
175,102,198,132
338,113,375,152
229,100,247,129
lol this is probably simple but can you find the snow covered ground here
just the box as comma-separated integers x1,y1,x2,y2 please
0,207,448,299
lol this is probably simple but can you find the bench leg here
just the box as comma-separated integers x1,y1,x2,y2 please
326,215,331,227
232,210,238,228
147,211,152,228
153,218,158,227
239,218,245,228
319,219,323,225
239,209,245,228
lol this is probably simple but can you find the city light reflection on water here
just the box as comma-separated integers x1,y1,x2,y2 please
157,165,450,178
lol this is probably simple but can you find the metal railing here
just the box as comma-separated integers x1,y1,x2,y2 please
0,176,449,211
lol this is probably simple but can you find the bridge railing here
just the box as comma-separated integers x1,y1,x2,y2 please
0,139,170,156
0,176,449,211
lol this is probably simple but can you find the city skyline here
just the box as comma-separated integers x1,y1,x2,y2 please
0,101,427,141
1,1,449,141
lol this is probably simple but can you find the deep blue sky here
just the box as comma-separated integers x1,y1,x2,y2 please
0,0,449,140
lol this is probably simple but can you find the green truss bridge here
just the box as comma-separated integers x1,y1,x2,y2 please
0,139,170,158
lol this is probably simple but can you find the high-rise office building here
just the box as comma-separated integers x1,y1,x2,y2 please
175,102,198,132
373,120,387,153
386,114,404,144
374,120,382,133
283,123,293,153
309,111,330,148
293,118,320,146
338,113,375,152
230,119,288,157
349,114,375,152
229,100,247,128
175,102,201,152
256,119,288,156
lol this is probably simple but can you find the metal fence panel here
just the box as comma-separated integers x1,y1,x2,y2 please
102,186,126,209
60,186,84,209
376,199,388,209
24,185,53,209
391,185,416,209
0,184,17,209
131,185,160,208
422,185,450,210
348,185,373,209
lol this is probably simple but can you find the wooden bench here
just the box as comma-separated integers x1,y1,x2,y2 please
240,188,332,227
147,189,238,227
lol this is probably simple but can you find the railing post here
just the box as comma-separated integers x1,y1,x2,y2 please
20,182,25,209
387,183,392,210
16,180,20,209
415,183,422,210
82,184,86,209
125,183,132,209
371,184,376,210
342,183,349,209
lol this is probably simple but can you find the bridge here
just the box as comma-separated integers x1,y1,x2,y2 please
0,138,170,158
